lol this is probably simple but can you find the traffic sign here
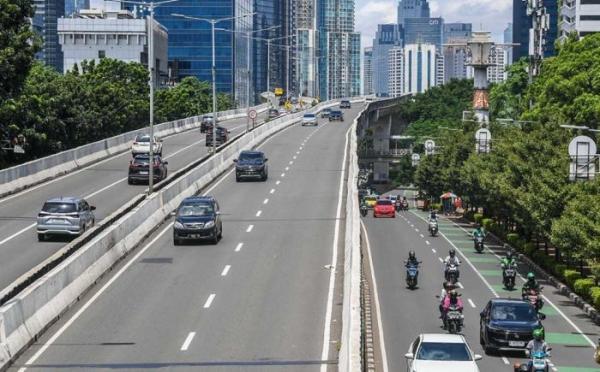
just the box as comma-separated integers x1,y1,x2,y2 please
248,110,257,120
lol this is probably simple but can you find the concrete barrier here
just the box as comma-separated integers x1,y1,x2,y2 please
0,98,352,370
0,104,269,198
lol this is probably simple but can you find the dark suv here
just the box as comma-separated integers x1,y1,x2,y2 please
173,196,222,245
234,150,268,182
200,115,214,133
340,100,351,109
329,110,344,122
206,126,229,147
128,155,168,184
480,298,545,354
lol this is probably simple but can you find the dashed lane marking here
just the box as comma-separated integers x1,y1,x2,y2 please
203,294,215,308
256,210,262,217
263,198,269,204
235,243,243,252
246,225,254,232
468,299,476,308
221,265,231,277
180,332,196,351
270,189,275,194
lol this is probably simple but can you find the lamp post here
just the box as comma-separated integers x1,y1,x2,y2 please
262,35,293,95
172,12,254,154
115,0,178,194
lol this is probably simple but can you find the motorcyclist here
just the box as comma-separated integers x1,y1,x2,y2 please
439,281,455,317
428,209,438,222
523,328,550,371
501,249,517,281
441,290,463,329
444,248,461,280
522,272,544,309
405,250,419,268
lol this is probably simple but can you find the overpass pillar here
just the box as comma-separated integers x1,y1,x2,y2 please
373,114,392,153
373,161,389,183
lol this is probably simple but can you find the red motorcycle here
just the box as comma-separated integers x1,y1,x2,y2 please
522,288,544,312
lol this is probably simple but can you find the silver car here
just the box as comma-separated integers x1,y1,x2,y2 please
37,197,96,241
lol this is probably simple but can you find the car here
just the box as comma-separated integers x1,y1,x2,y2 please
37,197,96,241
200,115,215,133
172,196,222,245
131,134,162,156
389,195,398,203
206,125,229,147
364,195,378,208
340,100,351,109
128,154,168,184
373,199,395,218
321,107,332,118
234,150,269,182
268,109,280,119
479,298,545,354
302,113,318,126
290,96,299,104
405,333,482,372
329,110,344,121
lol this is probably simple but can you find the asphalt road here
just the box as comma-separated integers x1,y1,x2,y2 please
364,190,600,372
0,113,267,292
10,103,366,371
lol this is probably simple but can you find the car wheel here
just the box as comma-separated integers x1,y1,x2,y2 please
236,175,241,182
37,233,45,242
174,238,181,246
128,178,133,185
211,232,218,245
218,225,223,239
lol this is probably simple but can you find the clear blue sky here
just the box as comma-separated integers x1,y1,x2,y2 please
355,0,512,48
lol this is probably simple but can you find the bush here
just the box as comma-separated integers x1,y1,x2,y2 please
553,264,567,279
464,210,475,221
430,203,442,211
574,278,595,299
474,213,484,224
591,264,600,281
523,242,537,256
564,269,582,287
506,233,520,246
590,287,600,310
482,218,493,230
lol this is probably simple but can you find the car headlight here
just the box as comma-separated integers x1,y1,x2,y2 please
174,221,184,229
204,220,215,229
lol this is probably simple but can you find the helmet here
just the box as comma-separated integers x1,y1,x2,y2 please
506,251,513,260
527,272,535,281
532,328,543,341
409,250,416,260
449,248,456,257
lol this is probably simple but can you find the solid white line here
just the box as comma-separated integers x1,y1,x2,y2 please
468,299,476,308
256,210,262,217
502,357,510,365
361,220,390,372
221,265,231,277
281,173,285,177
320,126,350,372
235,242,243,252
180,332,196,351
263,198,269,204
270,188,275,194
276,180,281,185
246,225,254,232
203,294,216,308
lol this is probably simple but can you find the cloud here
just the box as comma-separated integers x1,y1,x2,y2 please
356,0,397,48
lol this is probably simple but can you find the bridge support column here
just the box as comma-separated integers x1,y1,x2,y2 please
373,161,389,184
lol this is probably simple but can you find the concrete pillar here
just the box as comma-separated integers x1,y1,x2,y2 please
373,161,389,183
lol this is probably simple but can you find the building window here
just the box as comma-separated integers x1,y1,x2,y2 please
98,50,106,59
580,15,600,21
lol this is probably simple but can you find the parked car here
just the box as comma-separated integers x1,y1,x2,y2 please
340,100,351,109
321,107,332,118
302,113,318,126
234,150,268,182
268,109,280,119
206,126,229,147
329,110,344,121
405,333,481,372
131,134,162,156
172,196,222,245
128,154,168,184
479,298,545,354
37,197,96,241
200,115,215,133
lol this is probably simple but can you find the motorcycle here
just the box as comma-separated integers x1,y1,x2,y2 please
405,262,420,289
515,349,552,372
401,200,409,211
523,288,544,312
360,205,368,217
474,235,484,253
445,263,460,284
429,221,438,237
503,263,517,290
395,202,402,212
444,305,464,334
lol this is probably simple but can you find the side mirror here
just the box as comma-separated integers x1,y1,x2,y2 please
233,159,238,163
474,354,482,361
480,311,485,318
264,158,269,162
216,211,221,215
90,206,97,211
404,353,414,360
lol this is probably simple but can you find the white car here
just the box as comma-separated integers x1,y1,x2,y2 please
131,134,163,156
405,334,481,372
301,113,318,126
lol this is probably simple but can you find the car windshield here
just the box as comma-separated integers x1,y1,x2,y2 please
304,114,316,118
417,342,472,361
491,303,538,322
42,202,77,213
133,156,159,165
377,200,393,206
178,203,214,216
239,153,263,163
135,135,151,143
332,111,342,115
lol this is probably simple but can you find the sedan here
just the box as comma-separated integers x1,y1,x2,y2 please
321,108,332,118
173,196,222,245
405,333,481,372
200,115,214,133
37,197,96,241
340,100,351,109
131,134,162,156
329,110,344,121
128,154,168,184
373,199,395,218
302,113,318,126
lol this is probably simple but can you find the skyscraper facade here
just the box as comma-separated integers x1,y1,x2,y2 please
403,43,440,94
34,0,65,72
253,1,284,101
372,24,402,96
512,0,558,62
64,0,89,17
559,0,600,41
388,47,404,98
503,23,513,68
404,17,443,51
317,0,361,99
397,0,430,26
443,23,471,82
295,0,319,98
363,47,373,95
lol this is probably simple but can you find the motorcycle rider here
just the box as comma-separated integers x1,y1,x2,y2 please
441,290,463,329
522,272,544,309
521,328,550,371
501,249,517,283
401,196,409,210
472,223,486,250
428,209,438,222
443,248,461,281
439,281,455,318
405,250,420,268
360,198,368,216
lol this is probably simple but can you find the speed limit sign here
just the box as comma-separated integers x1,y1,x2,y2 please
248,110,257,120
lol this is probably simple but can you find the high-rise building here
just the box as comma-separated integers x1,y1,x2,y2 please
64,0,89,17
487,47,509,83
372,24,402,96
504,23,513,65
317,0,361,100
253,1,285,101
512,0,558,62
559,0,600,41
363,47,373,95
397,0,430,26
388,47,404,98
403,43,441,94
404,17,443,51
34,0,66,72
294,0,319,98
443,23,471,82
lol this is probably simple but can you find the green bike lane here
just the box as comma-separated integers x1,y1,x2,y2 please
407,207,600,372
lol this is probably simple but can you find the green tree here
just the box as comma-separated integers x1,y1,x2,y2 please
489,58,529,119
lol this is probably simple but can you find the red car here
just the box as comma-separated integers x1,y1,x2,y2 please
373,199,395,218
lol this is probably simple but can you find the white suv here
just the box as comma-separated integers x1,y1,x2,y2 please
301,113,318,126
405,334,481,372
131,134,163,156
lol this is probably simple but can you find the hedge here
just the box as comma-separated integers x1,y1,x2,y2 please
482,218,493,230
474,213,484,224
431,203,442,211
553,264,567,279
574,278,595,300
523,243,537,256
564,270,582,287
506,233,520,246
590,287,600,309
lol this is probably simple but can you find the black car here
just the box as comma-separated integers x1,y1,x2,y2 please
480,298,545,354
329,110,344,121
268,108,279,119
340,100,351,109
128,155,168,184
206,126,229,147
321,107,332,118
172,196,222,245
200,115,214,133
234,150,268,182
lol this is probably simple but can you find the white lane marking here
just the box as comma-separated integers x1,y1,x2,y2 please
419,234,424,238
502,357,510,365
276,180,281,185
425,240,430,245
285,166,289,171
320,126,351,372
270,189,275,194
432,248,436,253
296,151,300,154
203,294,216,308
468,299,476,308
281,173,285,178
180,332,196,351
0,223,36,247
438,257,443,263
293,155,297,160
263,198,269,204
235,242,243,252
221,265,231,277
84,177,126,199
256,210,262,217
246,225,254,233
457,282,464,289
361,220,390,372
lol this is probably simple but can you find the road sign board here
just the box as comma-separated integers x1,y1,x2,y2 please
248,110,257,119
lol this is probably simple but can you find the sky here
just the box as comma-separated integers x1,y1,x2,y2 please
355,0,513,48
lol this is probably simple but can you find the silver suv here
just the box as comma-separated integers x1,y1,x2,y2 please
37,197,96,241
